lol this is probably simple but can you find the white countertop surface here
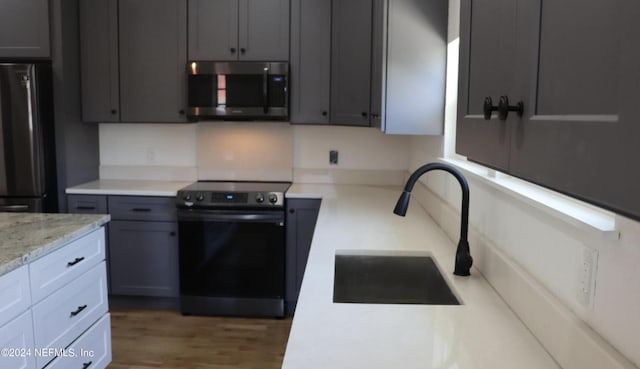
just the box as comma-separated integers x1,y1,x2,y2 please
66,179,193,197
282,183,559,369
0,213,110,277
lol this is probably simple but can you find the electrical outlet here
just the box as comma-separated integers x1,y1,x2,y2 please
329,150,339,165
577,246,598,308
146,147,156,164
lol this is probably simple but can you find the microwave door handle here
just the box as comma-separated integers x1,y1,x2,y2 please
263,67,269,114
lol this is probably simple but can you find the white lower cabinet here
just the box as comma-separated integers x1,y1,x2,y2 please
46,314,112,369
0,265,31,328
0,310,37,369
0,226,111,369
32,262,108,369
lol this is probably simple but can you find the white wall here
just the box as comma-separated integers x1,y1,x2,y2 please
408,0,640,366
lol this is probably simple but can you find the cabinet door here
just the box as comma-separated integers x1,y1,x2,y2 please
285,199,321,314
289,0,331,124
188,0,239,60
510,0,640,219
79,0,119,122
330,0,373,126
455,0,517,171
0,311,36,369
119,0,187,122
239,0,290,61
0,0,49,58
67,194,108,214
108,221,179,297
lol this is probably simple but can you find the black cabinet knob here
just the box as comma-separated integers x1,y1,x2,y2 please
240,48,246,54
169,231,176,236
179,109,185,115
289,209,295,214
230,47,236,53
361,112,368,118
322,111,328,117
497,95,524,121
483,97,499,120
111,109,117,114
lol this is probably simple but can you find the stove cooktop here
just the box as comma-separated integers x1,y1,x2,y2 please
176,181,291,209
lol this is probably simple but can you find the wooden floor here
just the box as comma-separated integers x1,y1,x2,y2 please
108,309,293,369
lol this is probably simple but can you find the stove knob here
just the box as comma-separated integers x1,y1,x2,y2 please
182,193,192,201
196,193,205,201
268,193,278,204
255,193,265,203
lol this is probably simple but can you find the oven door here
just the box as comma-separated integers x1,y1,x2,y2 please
177,209,285,317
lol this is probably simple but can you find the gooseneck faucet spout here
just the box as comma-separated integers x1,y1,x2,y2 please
394,163,473,276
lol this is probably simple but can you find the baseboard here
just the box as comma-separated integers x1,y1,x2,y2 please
411,180,638,369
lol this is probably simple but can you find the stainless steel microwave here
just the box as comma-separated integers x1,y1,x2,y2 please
187,61,288,121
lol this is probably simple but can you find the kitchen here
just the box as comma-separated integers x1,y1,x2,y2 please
1,0,639,368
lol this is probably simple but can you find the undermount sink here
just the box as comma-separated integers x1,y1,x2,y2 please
333,253,460,305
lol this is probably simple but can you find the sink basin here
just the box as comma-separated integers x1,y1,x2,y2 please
333,254,460,305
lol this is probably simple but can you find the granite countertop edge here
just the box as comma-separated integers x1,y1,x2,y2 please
0,214,110,277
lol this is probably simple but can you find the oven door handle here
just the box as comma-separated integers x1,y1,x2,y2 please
178,210,284,223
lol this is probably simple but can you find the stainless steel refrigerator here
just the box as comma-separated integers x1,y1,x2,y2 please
0,63,57,212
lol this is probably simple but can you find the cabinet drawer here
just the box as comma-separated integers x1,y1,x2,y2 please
108,196,177,222
0,310,36,369
32,262,108,369
46,313,112,369
29,228,106,303
67,195,108,214
0,266,31,327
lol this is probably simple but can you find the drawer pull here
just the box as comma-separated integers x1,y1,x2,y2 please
82,361,93,369
131,208,152,212
70,304,88,317
67,257,85,267
76,206,96,210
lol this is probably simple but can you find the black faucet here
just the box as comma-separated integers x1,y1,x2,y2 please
393,162,473,276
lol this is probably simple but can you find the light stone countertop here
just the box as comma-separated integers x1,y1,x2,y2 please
282,183,559,369
0,213,110,277
65,179,193,197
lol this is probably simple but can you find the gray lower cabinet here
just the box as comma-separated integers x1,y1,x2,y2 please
67,194,180,298
188,0,290,61
285,198,321,314
79,0,188,122
0,0,50,58
456,0,640,220
108,221,179,297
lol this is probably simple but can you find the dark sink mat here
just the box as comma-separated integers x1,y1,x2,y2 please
333,255,460,305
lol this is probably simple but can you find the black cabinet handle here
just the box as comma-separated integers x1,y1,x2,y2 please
179,109,185,115
131,208,152,212
497,95,524,120
289,209,295,214
483,97,499,120
76,206,96,211
361,112,368,118
169,231,176,236
70,304,88,317
322,111,327,117
82,361,93,369
230,47,236,54
240,48,246,54
110,109,117,114
67,257,85,267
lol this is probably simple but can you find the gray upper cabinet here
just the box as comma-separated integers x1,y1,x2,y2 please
374,0,447,135
456,0,517,171
330,0,373,126
457,0,640,220
79,0,119,122
120,0,188,122
289,0,331,124
188,0,290,61
0,0,50,58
